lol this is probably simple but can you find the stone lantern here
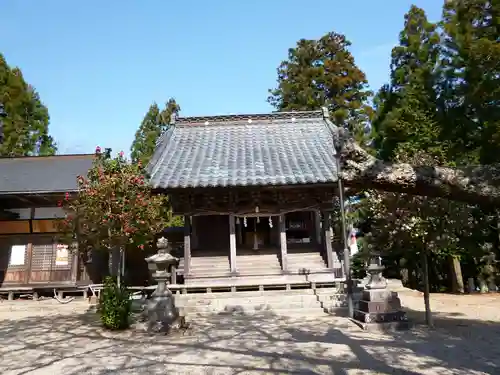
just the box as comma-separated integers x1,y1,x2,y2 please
352,250,409,331
144,237,181,333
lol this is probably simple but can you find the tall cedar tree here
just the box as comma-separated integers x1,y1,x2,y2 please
268,32,373,147
372,6,443,162
0,53,57,156
441,0,500,165
366,6,472,302
441,0,500,291
130,98,180,166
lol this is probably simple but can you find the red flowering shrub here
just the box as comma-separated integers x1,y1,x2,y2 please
58,147,176,263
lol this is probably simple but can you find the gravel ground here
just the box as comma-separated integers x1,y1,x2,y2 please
0,290,499,375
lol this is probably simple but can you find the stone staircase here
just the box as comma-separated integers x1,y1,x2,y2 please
235,253,282,276
174,286,352,316
179,250,330,279
180,255,231,278
287,251,329,273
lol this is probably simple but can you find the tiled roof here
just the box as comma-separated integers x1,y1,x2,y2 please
148,109,339,189
0,154,94,195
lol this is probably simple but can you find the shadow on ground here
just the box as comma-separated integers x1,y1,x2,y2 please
0,304,498,375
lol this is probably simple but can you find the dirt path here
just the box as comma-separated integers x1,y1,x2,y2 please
0,292,498,374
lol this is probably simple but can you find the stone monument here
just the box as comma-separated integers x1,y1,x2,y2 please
352,252,409,331
144,237,184,334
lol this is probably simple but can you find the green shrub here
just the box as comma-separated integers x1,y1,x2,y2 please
351,252,368,279
99,276,131,330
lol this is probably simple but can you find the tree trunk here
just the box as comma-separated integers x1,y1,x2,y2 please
449,256,464,294
421,251,433,327
337,131,500,205
109,247,121,279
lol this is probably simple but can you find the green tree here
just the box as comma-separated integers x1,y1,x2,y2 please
441,0,500,165
268,32,373,146
372,5,443,162
361,7,470,324
130,98,180,166
58,147,176,286
440,0,500,291
0,53,57,156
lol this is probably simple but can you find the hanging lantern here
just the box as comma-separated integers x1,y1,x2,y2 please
243,216,247,227
257,216,260,223
236,217,240,225
268,216,273,228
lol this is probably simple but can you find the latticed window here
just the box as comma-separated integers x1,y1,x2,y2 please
31,243,54,271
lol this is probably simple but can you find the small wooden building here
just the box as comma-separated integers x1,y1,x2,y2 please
0,154,95,296
148,108,345,286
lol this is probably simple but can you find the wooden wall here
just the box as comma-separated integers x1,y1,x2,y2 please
0,234,78,289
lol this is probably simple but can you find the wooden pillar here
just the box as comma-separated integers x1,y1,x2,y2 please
191,216,199,250
184,215,191,277
229,214,237,273
314,210,322,245
171,264,177,285
253,218,258,250
236,217,243,245
322,211,334,269
24,243,33,285
279,214,288,272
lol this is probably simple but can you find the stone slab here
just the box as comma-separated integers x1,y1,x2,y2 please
361,289,399,301
353,308,408,325
349,317,412,332
357,299,402,313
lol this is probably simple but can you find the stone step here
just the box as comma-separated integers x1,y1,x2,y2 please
183,307,328,317
184,274,312,286
287,253,325,259
188,266,231,273
288,256,324,260
316,292,362,300
189,260,284,268
189,265,283,273
288,262,328,267
173,288,338,299
288,258,325,263
176,299,324,311
175,294,323,306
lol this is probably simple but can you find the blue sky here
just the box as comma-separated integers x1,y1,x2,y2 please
1,0,442,156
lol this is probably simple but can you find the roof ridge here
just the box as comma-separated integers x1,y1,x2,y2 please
0,153,95,161
175,109,325,126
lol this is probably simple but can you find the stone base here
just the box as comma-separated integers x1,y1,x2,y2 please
353,309,408,324
132,314,192,336
350,317,411,332
144,291,183,335
352,287,410,331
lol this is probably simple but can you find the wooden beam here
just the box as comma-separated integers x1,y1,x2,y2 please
314,210,322,245
229,214,237,273
322,211,334,269
191,216,198,250
279,214,288,272
183,216,191,277
24,242,33,285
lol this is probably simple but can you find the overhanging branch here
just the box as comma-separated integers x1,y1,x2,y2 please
336,130,500,206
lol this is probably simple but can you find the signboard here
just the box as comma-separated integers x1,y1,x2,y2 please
9,245,26,266
55,244,69,266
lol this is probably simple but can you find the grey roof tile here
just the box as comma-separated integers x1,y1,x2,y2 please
148,110,339,189
0,154,94,195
